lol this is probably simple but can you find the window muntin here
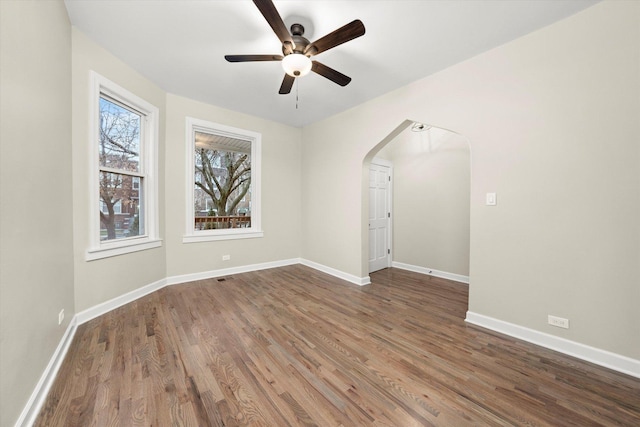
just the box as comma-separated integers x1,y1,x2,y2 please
194,131,252,229
98,97,145,241
184,118,262,242
99,97,141,172
87,71,160,260
99,172,141,239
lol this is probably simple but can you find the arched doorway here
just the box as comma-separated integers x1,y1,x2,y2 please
363,120,471,284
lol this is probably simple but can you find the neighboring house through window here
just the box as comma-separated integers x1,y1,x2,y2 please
87,71,161,260
184,117,262,242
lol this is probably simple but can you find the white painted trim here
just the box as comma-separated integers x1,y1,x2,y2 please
86,238,162,261
184,117,262,241
15,318,78,427
75,258,364,325
87,71,161,261
371,157,393,168
75,277,168,325
300,259,371,286
369,159,393,272
16,258,354,425
182,231,264,243
465,311,640,379
392,261,469,284
18,262,638,426
165,258,300,286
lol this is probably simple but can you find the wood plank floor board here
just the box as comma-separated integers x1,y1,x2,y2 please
35,265,640,426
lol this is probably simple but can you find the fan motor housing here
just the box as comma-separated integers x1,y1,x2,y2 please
284,24,311,55
224,0,365,94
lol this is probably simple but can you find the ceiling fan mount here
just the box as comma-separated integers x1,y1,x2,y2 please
224,0,365,95
290,23,305,37
286,23,310,55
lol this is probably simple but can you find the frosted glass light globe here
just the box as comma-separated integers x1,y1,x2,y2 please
282,53,312,77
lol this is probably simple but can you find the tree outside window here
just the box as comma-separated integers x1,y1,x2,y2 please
184,117,262,242
194,131,251,228
99,96,144,240
87,71,160,260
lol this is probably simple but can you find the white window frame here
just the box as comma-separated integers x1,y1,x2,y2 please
183,117,262,243
86,71,161,260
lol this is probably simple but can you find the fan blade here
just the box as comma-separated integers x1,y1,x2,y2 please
279,74,295,94
311,61,351,86
225,54,283,62
304,20,365,56
253,0,295,54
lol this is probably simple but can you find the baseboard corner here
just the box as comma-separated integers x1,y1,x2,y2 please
392,261,469,284
465,311,640,379
15,317,78,427
299,259,370,286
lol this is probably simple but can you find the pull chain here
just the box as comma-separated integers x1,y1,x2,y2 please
295,78,299,109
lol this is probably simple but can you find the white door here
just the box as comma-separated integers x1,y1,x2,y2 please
369,162,391,273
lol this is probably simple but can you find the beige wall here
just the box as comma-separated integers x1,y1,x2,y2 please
377,127,470,276
0,1,74,425
71,29,168,312
164,94,302,277
2,2,639,423
71,30,302,304
302,1,640,359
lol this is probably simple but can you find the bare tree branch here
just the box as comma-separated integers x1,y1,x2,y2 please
195,148,251,218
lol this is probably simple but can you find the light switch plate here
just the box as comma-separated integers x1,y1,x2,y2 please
486,192,497,206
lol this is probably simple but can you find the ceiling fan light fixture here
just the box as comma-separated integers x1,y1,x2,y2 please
282,53,312,77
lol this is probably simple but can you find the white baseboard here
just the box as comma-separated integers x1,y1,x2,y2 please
75,259,302,325
75,277,168,325
18,261,639,426
165,258,300,286
76,258,363,327
465,311,640,379
392,261,469,284
15,317,78,427
300,258,371,286
19,258,346,426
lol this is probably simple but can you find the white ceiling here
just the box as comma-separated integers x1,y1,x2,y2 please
64,0,599,128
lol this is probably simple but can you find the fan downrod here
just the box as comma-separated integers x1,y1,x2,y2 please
285,24,311,55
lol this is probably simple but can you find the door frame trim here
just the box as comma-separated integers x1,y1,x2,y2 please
370,157,393,272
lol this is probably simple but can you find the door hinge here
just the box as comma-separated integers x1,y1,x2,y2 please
388,176,391,181
387,212,390,218
387,249,390,254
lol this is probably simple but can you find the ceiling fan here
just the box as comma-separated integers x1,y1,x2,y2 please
225,0,365,94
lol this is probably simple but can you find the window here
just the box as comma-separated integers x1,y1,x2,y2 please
184,117,262,242
87,72,160,260
100,200,122,215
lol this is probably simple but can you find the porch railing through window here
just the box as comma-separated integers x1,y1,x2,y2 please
195,216,251,230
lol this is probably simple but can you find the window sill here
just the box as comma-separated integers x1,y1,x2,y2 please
86,238,162,261
182,229,264,243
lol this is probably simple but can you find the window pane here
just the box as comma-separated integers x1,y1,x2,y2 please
99,172,144,240
99,96,141,172
194,131,251,230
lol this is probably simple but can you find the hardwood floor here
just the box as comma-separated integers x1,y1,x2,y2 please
36,265,640,426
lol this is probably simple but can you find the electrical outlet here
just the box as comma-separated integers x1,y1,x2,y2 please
222,254,230,261
58,309,65,325
548,315,569,329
